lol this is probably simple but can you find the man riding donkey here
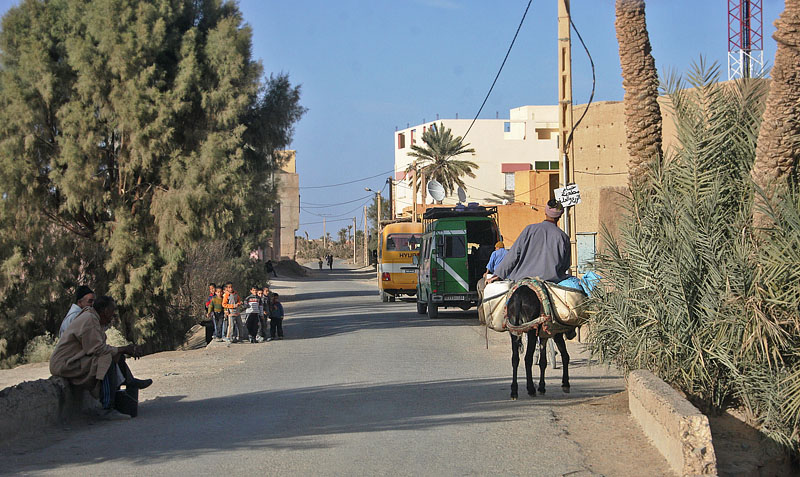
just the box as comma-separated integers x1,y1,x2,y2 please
485,199,582,399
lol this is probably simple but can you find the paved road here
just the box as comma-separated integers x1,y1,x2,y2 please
3,264,637,476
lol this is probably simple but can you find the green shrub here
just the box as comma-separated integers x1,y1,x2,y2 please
23,333,57,364
588,63,800,451
105,327,130,347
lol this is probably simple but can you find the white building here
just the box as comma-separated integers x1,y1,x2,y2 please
393,105,560,216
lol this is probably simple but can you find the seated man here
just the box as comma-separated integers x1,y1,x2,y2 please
49,295,151,420
58,285,95,338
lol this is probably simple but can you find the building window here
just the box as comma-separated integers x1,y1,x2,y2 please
398,133,405,149
534,161,559,171
504,172,515,192
504,122,511,133
411,129,416,145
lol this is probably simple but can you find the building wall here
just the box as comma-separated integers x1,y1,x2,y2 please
393,105,560,215
274,150,299,260
571,97,678,243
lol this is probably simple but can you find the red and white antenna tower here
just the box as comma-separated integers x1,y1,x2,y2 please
728,0,763,79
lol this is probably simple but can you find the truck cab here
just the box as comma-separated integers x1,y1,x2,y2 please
416,205,500,318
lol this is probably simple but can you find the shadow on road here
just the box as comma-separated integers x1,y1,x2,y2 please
3,377,530,473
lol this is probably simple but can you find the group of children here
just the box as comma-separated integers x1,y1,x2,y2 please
204,282,284,344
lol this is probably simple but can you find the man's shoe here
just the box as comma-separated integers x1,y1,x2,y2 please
267,337,274,342
128,378,153,390
98,408,131,421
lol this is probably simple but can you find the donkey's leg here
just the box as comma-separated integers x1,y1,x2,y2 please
537,337,548,394
510,334,520,400
524,331,536,396
554,333,570,392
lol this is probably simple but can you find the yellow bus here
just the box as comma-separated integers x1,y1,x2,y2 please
378,221,424,302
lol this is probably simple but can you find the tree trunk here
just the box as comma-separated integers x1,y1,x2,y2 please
615,0,663,190
752,0,800,228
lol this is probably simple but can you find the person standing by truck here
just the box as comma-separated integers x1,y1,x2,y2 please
476,241,507,324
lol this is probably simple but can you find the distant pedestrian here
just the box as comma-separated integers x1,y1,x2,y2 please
267,293,285,341
318,258,323,270
222,282,243,343
244,285,262,344
327,254,333,270
266,260,277,278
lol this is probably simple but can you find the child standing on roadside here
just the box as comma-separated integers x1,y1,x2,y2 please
244,285,262,344
222,282,243,343
208,286,225,341
268,293,285,341
259,286,271,341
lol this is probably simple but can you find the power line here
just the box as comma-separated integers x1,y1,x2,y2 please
462,0,533,141
565,13,596,153
300,194,373,208
299,169,395,190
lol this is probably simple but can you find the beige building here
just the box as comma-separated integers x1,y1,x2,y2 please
393,105,560,214
271,150,300,260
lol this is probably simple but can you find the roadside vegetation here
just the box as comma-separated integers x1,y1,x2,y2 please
590,0,800,454
0,0,305,367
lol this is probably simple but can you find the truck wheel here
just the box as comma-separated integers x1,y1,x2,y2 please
427,303,439,319
417,301,427,314
380,291,389,303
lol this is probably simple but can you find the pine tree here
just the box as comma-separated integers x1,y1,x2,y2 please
0,0,304,359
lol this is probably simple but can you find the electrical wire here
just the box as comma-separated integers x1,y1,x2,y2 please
299,169,394,190
300,194,373,208
565,13,596,153
462,0,533,142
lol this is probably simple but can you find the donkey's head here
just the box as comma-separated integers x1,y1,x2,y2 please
506,285,542,328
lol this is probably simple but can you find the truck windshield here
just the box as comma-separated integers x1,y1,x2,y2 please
386,234,421,251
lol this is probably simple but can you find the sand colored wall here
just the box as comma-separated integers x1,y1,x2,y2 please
274,150,299,260
571,98,677,240
496,203,543,247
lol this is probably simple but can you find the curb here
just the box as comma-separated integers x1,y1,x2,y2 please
627,369,717,476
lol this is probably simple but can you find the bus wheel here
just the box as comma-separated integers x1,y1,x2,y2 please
417,301,427,315
427,303,439,319
380,291,389,302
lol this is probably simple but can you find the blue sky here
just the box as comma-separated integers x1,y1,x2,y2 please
0,0,786,238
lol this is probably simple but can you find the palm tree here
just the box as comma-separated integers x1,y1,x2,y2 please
405,123,477,205
752,0,800,228
615,0,663,190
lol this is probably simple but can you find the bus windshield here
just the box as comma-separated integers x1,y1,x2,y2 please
385,233,421,252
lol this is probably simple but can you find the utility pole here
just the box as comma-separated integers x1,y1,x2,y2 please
353,217,357,265
376,192,381,232
387,177,394,220
411,161,417,223
363,205,368,265
558,0,578,276
322,217,326,250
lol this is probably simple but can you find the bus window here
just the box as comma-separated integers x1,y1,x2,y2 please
386,234,421,251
